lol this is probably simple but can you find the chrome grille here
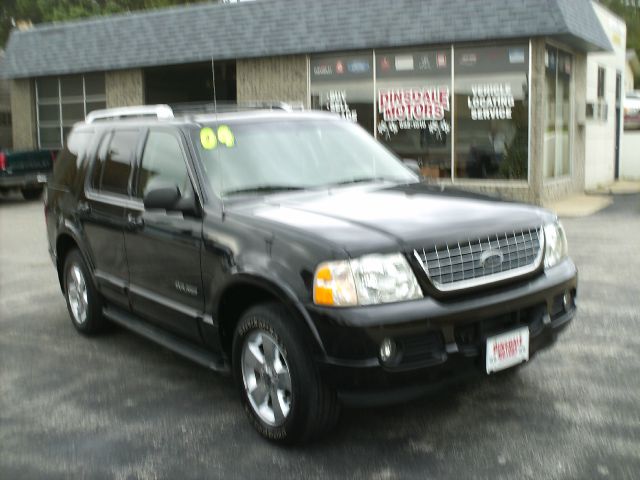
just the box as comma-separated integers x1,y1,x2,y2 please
413,228,544,291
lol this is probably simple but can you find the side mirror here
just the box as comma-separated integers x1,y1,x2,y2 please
143,187,181,211
143,186,199,216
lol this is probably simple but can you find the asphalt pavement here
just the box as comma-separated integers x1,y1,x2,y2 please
1,192,639,480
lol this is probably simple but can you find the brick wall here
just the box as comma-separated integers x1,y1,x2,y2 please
106,69,144,107
236,55,307,106
447,182,536,204
529,38,547,205
541,50,587,203
0,75,11,148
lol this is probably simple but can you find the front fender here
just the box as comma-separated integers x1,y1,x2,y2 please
211,270,326,355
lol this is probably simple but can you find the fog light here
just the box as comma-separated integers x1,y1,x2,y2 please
379,338,397,364
563,291,572,311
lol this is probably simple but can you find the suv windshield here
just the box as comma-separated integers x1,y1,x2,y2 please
192,118,416,198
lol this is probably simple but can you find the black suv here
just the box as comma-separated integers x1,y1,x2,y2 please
45,105,577,444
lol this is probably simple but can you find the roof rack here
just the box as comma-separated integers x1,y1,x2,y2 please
85,104,174,123
84,102,304,123
170,101,305,115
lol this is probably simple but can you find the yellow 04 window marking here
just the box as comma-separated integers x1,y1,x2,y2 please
217,125,235,148
200,127,217,150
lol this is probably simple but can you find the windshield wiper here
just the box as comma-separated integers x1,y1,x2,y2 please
224,185,306,197
329,177,396,186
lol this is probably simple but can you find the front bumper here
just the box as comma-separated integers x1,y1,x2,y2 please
307,259,578,406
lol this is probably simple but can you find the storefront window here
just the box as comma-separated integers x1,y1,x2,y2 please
310,44,532,183
36,73,106,149
310,54,374,134
454,45,529,180
375,49,452,179
544,47,573,178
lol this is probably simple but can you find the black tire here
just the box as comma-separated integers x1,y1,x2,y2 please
21,186,43,200
232,302,340,444
63,249,107,335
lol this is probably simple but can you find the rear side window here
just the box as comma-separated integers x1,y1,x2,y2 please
90,132,112,190
92,130,139,195
137,130,190,198
52,130,93,187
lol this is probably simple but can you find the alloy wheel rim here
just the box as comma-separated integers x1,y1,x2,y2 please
241,330,292,427
67,264,88,325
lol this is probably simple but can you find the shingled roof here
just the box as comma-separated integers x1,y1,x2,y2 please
2,0,611,79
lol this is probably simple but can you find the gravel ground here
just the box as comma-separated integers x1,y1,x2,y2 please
1,192,639,480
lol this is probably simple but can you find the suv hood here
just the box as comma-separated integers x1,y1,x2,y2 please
228,183,553,255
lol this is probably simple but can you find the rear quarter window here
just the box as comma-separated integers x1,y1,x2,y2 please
51,130,94,188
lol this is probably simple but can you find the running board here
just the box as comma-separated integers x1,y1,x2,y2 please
103,306,229,374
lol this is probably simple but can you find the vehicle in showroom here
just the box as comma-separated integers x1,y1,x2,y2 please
45,104,577,444
624,90,640,130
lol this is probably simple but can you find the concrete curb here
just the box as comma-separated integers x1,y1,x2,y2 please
543,194,613,218
587,181,640,195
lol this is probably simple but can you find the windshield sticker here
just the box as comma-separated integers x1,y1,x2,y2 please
200,127,218,150
217,125,235,147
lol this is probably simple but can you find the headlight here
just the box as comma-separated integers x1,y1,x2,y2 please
313,253,423,306
544,221,568,269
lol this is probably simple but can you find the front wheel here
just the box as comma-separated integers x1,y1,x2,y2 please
232,303,340,444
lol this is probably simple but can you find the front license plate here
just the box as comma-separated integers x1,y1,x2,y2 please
37,174,47,183
486,326,529,374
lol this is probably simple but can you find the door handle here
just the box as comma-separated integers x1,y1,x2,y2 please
127,213,144,230
77,201,91,215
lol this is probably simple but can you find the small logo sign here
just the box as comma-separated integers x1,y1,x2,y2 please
395,55,414,71
480,249,504,269
313,64,333,76
509,48,525,64
460,53,477,67
418,55,432,70
347,60,370,73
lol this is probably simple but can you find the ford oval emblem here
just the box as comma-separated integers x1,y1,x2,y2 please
480,249,504,269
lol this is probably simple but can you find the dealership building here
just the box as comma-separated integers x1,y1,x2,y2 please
1,0,620,204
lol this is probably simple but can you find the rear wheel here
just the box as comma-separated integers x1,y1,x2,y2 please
233,303,340,444
21,186,43,200
63,249,106,335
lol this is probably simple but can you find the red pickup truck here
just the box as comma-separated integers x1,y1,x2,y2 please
0,148,55,199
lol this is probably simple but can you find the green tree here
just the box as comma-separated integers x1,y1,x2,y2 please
600,0,640,82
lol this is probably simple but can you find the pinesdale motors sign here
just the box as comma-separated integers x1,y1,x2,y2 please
378,87,450,122
377,87,451,139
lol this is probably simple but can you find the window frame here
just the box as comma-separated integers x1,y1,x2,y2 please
50,128,95,189
451,42,531,183
597,66,606,100
86,128,142,199
134,127,192,200
308,39,533,185
372,46,454,180
133,126,204,210
35,74,106,150
543,43,575,181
